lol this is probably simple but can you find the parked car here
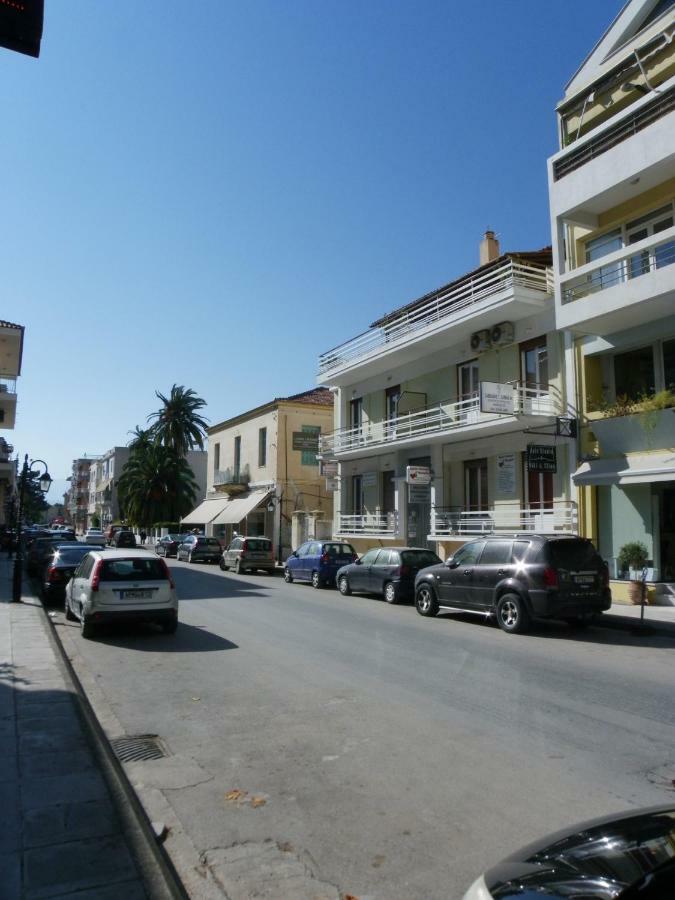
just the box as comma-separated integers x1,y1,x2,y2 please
105,524,127,546
155,534,182,558
284,540,357,588
336,547,442,604
112,529,136,549
65,549,178,638
463,804,675,899
26,535,78,576
84,528,106,547
176,535,222,563
414,533,611,634
41,544,102,604
220,536,275,574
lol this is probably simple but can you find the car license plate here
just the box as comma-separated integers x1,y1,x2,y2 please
573,575,595,584
121,589,152,600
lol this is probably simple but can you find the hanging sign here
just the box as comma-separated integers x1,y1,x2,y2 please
408,483,431,504
320,460,338,477
496,454,516,494
325,477,339,492
527,444,557,473
480,382,515,415
406,465,431,485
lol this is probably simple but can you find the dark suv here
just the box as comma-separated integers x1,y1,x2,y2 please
414,534,611,634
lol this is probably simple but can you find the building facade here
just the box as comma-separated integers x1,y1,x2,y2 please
318,235,577,557
548,0,675,595
182,388,334,560
66,458,94,532
0,321,24,525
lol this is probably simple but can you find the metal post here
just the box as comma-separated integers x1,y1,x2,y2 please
11,454,29,602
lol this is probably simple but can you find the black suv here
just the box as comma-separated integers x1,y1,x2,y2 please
113,530,136,549
414,534,611,634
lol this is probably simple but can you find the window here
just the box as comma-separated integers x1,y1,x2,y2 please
585,228,623,291
374,550,393,566
214,442,220,473
458,360,479,401
453,542,485,566
359,548,380,565
521,337,549,390
258,428,267,467
100,558,166,582
626,205,675,278
234,436,241,480
614,345,655,401
512,540,530,562
350,397,363,432
479,541,512,565
352,475,363,516
664,340,675,391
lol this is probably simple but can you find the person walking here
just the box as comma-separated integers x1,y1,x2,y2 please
139,529,147,545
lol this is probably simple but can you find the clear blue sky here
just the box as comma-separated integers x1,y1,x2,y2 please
2,0,622,503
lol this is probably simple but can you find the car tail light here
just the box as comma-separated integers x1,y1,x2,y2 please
543,566,559,589
242,540,249,552
47,566,62,582
320,552,329,564
159,558,175,589
90,560,103,592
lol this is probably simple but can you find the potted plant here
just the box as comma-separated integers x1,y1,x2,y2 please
617,541,649,604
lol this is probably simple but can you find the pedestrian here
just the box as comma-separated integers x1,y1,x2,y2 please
139,529,147,545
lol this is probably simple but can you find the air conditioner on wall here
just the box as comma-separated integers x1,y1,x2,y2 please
490,321,514,346
470,329,491,353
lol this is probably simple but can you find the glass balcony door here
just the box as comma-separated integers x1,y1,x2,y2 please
627,205,675,277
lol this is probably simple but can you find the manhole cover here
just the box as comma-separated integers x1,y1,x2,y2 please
110,734,168,763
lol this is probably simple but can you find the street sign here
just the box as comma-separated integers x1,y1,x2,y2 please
325,477,339,492
292,432,320,452
406,465,431,485
320,460,338,477
556,417,577,438
480,382,515,415
527,444,557,473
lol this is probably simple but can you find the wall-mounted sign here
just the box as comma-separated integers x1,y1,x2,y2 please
527,444,557,473
325,477,339,492
408,483,431,504
292,432,320,452
480,382,515,415
362,471,377,488
406,465,431,485
320,460,338,477
496,454,516,494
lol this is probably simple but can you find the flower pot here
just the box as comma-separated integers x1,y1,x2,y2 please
627,580,644,605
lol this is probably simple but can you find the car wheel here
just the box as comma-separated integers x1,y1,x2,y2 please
383,582,399,604
311,571,322,589
415,584,438,617
284,567,293,583
496,593,530,634
338,575,351,596
80,609,95,639
161,617,178,635
219,558,229,571
64,595,77,622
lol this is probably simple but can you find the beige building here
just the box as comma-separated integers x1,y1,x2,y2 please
182,388,334,560
0,321,24,525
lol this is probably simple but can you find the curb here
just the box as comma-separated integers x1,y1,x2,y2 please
597,612,675,637
24,574,190,900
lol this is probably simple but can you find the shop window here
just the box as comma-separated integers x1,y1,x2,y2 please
614,346,655,401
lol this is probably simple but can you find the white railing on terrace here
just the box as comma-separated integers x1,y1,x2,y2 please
561,226,675,304
0,378,17,394
431,502,578,536
336,512,399,536
320,384,561,455
318,260,553,376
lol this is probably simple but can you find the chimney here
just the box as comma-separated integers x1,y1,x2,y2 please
479,229,500,266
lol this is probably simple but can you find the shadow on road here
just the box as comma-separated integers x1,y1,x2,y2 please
58,618,238,653
168,563,272,602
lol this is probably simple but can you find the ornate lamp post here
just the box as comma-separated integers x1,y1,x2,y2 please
12,455,52,602
266,492,284,565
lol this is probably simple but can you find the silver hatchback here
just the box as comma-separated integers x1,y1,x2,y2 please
219,536,275,574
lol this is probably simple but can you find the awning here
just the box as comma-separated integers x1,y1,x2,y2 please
181,497,232,525
573,452,675,486
211,490,272,526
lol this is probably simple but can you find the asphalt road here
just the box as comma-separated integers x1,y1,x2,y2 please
54,560,675,899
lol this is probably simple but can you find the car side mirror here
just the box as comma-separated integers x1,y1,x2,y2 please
445,557,458,568
354,558,362,565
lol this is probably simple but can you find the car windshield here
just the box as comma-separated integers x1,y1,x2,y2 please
100,558,167,582
401,550,442,567
547,539,601,569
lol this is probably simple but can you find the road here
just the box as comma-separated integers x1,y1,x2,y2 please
54,559,675,899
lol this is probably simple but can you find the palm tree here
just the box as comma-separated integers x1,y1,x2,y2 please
118,443,198,528
147,384,209,457
127,425,153,453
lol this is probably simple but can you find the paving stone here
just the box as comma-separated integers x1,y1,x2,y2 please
21,770,108,811
23,834,139,899
21,747,96,777
0,852,21,900
23,797,120,848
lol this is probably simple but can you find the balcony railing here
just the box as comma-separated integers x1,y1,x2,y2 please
318,260,552,377
320,384,561,456
0,378,17,394
336,512,399,537
561,226,675,304
431,502,578,537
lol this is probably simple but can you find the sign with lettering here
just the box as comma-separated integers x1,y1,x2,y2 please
408,483,431,504
406,465,431,485
320,460,338,477
292,432,320,452
496,454,516,494
480,382,515,415
325,477,339,492
527,444,557,473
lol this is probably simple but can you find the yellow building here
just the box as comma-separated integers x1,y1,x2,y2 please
0,321,24,525
548,0,675,598
182,388,334,560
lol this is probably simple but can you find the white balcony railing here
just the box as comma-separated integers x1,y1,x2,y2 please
320,384,561,456
431,502,578,537
336,512,399,537
0,378,17,394
318,260,552,377
561,226,675,304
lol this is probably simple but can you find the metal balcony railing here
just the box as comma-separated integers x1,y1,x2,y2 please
336,512,399,536
318,260,552,377
431,502,578,536
320,384,561,455
561,227,675,304
0,378,17,394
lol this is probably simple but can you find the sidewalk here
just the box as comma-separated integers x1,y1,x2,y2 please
603,599,675,635
0,555,149,899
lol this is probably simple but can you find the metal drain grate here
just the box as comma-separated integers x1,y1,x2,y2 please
110,734,168,763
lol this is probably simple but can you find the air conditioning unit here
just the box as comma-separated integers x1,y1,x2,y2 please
470,329,491,353
490,321,514,346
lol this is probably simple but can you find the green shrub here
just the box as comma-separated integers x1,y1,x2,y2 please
617,541,648,573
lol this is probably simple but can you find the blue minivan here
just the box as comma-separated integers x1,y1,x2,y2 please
284,540,357,588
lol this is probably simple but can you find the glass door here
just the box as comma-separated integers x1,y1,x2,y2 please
464,459,488,512
627,205,674,278
458,360,479,423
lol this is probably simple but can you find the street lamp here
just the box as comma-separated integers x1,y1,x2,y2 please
12,454,52,602
267,492,284,564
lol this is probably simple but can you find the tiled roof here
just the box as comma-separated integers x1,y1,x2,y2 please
278,387,334,406
370,248,552,328
0,321,24,330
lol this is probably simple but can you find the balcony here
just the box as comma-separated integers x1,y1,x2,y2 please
213,467,250,493
335,512,399,538
317,259,552,384
430,502,578,538
320,384,562,458
0,378,18,429
558,226,675,332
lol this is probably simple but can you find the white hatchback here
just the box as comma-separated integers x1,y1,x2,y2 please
84,528,106,546
65,549,179,639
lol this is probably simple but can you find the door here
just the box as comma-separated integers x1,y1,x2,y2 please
370,549,397,596
437,541,486,606
520,337,549,404
303,541,321,582
626,204,674,278
382,472,396,532
352,475,363,520
473,540,513,608
350,397,363,444
458,360,479,422
289,541,308,579
407,455,432,549
464,459,488,531
351,548,379,592
385,385,400,439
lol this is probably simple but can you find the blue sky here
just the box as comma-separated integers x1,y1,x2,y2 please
2,0,622,503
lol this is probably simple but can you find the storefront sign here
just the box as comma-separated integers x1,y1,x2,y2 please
406,465,431,485
496,454,516,494
527,444,557,473
320,460,338,477
325,477,339,492
362,471,377,488
480,381,515,415
292,432,320,452
408,483,431,504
